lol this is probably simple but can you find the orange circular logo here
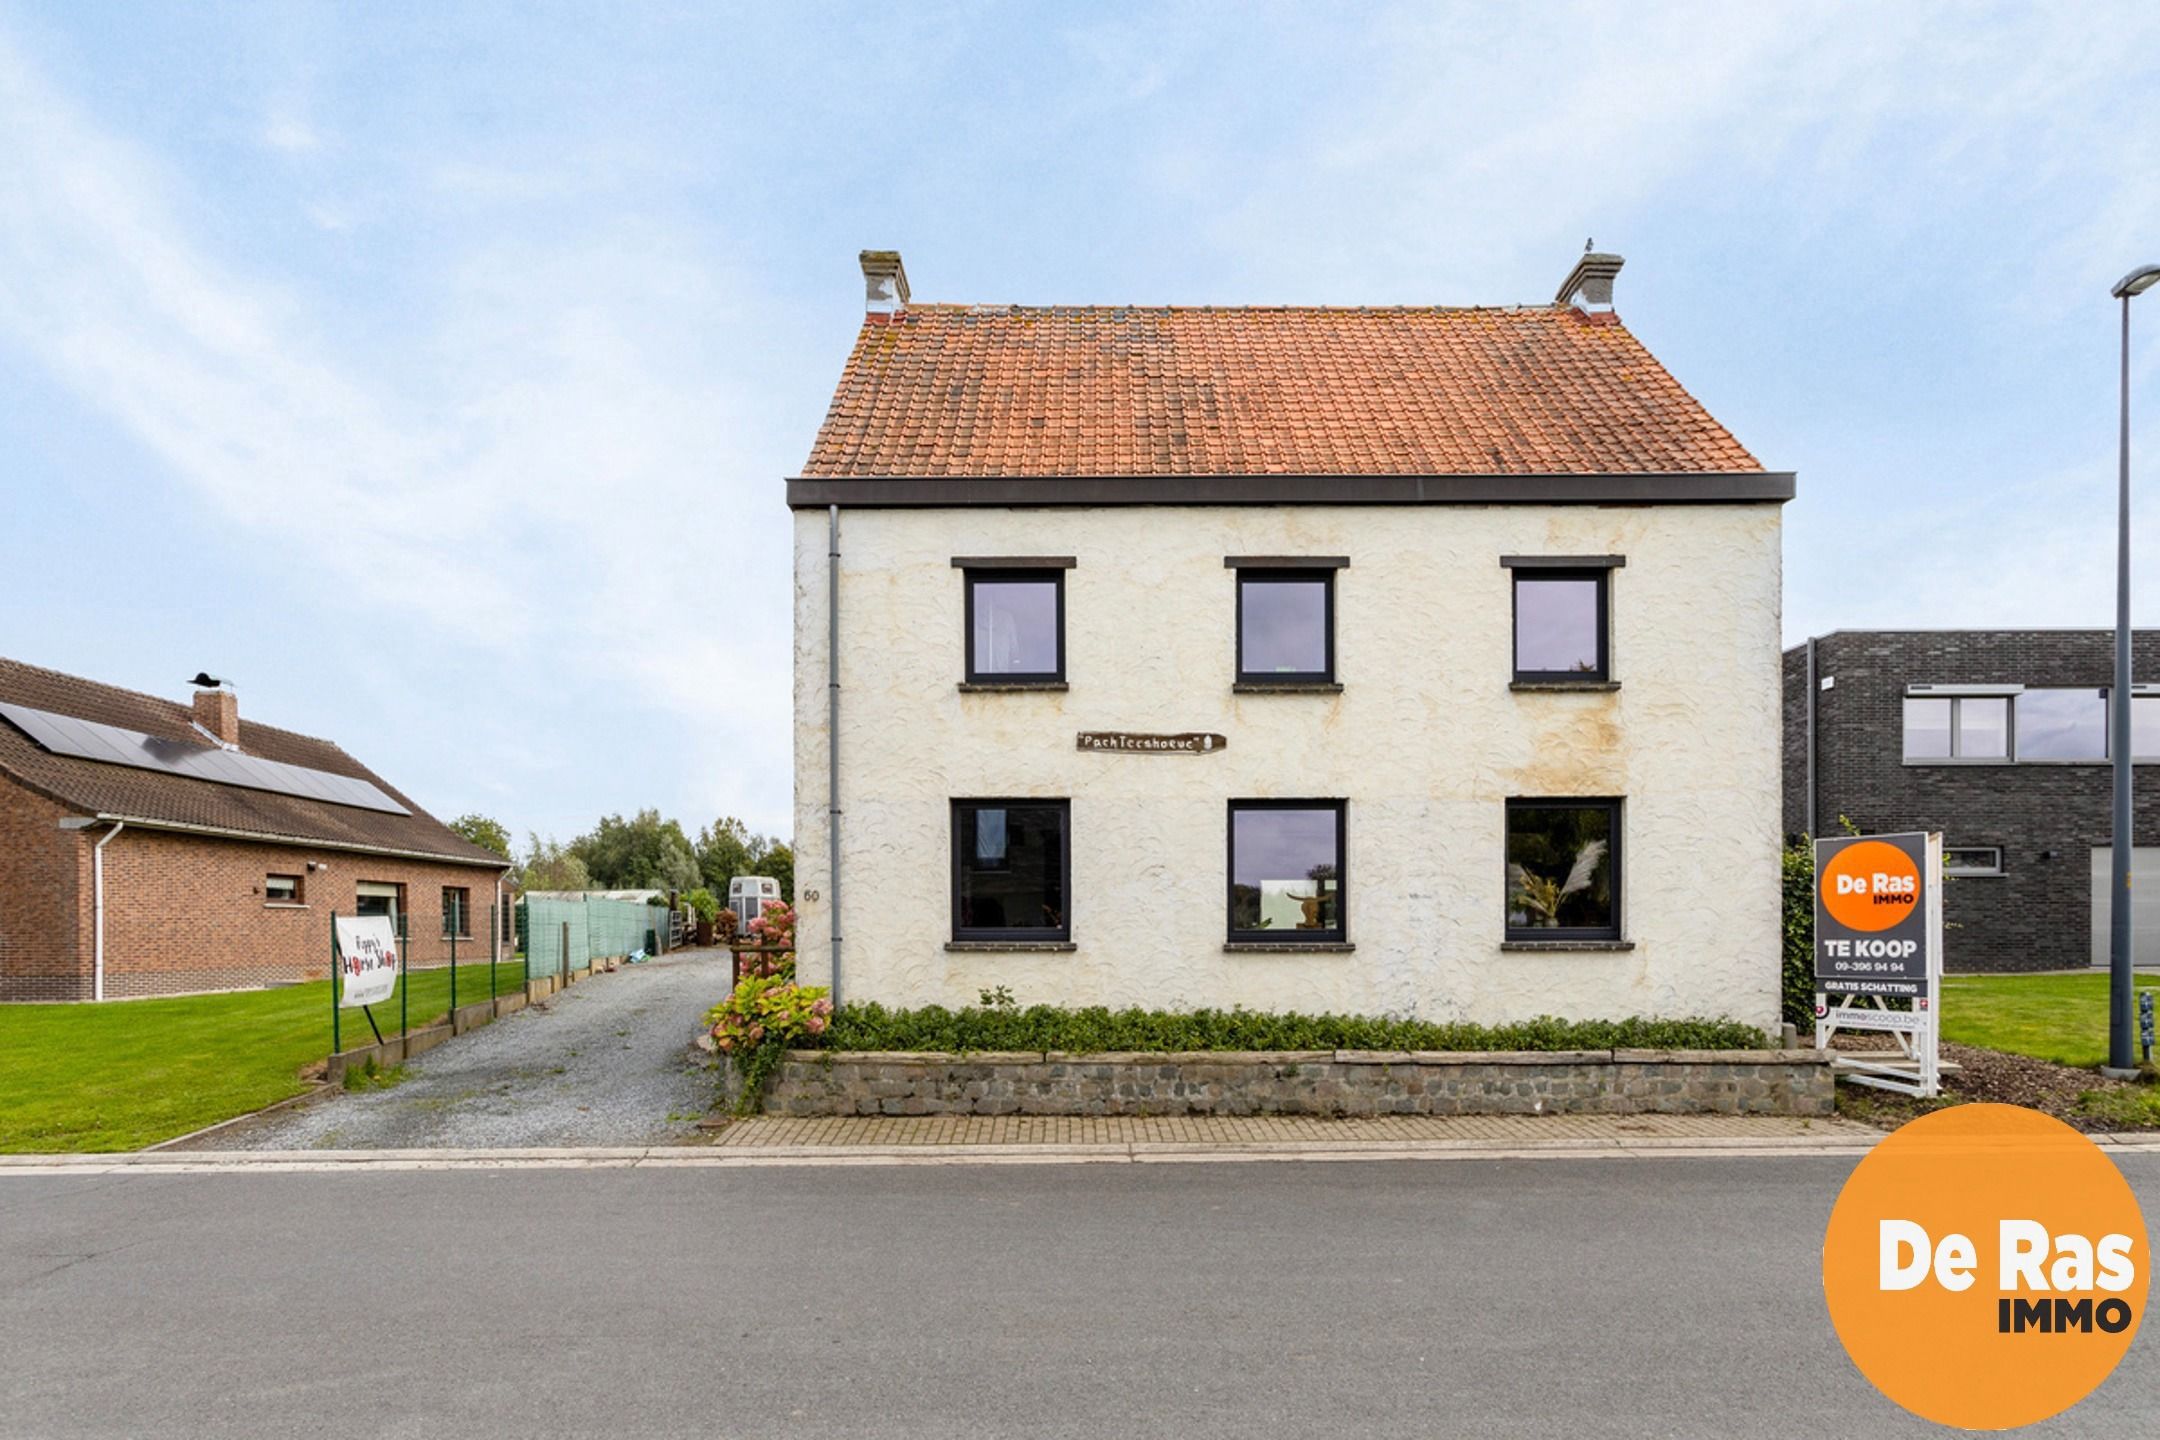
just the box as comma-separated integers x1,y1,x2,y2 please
1819,840,1923,932
1823,1105,2148,1430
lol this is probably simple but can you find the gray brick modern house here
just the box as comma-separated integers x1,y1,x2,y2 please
1785,629,2160,973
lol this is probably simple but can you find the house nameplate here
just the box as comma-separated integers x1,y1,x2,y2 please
1076,731,1227,755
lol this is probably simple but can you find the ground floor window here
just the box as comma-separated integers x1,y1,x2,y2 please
952,800,1070,941
1943,846,2004,877
442,886,472,938
1505,800,1620,940
356,880,404,935
264,873,302,905
1228,800,1345,941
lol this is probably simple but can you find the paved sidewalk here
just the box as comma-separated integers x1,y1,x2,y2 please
710,1111,1873,1148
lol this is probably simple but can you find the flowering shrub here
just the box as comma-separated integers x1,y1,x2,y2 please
736,900,795,980
707,973,832,1114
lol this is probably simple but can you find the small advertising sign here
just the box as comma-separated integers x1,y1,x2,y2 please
334,914,400,1009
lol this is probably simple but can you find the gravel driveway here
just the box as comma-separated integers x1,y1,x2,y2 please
206,949,731,1150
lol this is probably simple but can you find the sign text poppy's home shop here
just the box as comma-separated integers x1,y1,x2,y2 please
787,250,1794,1026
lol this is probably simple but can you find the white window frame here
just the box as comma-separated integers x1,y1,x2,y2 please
1903,686,2016,765
1942,846,2004,877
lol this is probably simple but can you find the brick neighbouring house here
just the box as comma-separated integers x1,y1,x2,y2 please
1784,628,2160,973
0,657,511,1001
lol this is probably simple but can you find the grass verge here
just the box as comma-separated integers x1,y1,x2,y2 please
0,960,527,1153
1939,972,2160,1068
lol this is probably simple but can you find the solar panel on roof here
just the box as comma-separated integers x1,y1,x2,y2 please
0,701,410,816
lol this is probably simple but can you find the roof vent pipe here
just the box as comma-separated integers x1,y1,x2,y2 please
861,250,909,315
1556,249,1624,311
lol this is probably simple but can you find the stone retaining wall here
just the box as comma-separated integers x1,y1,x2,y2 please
719,1048,1834,1118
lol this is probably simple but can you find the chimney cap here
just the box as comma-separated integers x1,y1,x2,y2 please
861,250,910,314
1555,250,1624,310
190,672,233,690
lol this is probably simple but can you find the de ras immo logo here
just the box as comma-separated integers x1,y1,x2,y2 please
1822,1104,2149,1430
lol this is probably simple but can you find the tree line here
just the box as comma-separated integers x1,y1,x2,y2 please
451,811,793,902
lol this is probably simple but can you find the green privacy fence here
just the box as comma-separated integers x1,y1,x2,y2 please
516,895,672,975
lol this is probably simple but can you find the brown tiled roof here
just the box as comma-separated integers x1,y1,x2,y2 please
802,304,1761,479
0,657,507,867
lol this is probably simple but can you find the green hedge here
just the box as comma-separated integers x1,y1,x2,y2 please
1783,839,1816,1031
821,1003,1769,1055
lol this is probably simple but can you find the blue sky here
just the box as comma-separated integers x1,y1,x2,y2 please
3,2,2158,847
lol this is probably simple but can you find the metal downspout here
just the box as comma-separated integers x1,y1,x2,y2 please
828,504,843,1010
93,820,125,1002
1804,637,1818,839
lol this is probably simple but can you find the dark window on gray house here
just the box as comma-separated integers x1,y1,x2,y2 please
1513,572,1608,681
1227,801,1345,941
965,571,1064,682
1236,573,1334,683
952,801,1069,941
1506,800,1620,939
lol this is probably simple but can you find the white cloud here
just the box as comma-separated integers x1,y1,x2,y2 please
0,28,801,832
263,113,319,154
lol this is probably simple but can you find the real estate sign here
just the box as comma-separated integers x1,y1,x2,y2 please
1813,831,1944,1097
1814,831,1935,1000
334,914,400,1009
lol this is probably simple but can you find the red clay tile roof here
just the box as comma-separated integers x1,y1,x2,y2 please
0,657,507,867
802,304,1760,479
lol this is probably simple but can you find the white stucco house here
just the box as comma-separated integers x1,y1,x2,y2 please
788,249,1793,1028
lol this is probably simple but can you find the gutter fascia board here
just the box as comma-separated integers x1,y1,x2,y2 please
785,471,1797,509
89,813,512,870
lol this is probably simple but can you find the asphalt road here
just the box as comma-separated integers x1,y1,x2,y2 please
201,950,731,1150
3,1154,2156,1439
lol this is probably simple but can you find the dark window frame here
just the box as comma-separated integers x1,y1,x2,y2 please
1510,568,1611,683
441,885,473,939
1226,798,1348,944
950,798,1072,943
1504,798,1623,942
264,872,303,905
962,567,1066,684
1234,569,1336,685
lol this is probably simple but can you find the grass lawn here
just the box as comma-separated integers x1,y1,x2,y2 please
1939,971,2160,1069
0,960,527,1154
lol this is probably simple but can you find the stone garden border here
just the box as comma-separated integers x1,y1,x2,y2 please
713,1047,1834,1118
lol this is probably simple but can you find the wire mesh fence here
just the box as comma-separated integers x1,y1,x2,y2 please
516,895,673,980
331,903,528,1054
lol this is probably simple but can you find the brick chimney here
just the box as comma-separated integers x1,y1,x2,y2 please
193,687,240,747
1555,249,1624,312
861,250,909,316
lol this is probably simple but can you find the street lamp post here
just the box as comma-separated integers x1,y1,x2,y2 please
2106,262,2160,1079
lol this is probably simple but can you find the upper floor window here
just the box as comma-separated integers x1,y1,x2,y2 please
2016,688,2106,761
1227,800,1345,942
1228,559,1342,686
265,873,302,905
1505,558,1619,683
957,561,1069,684
1902,695,2009,761
952,800,1070,941
2136,693,2160,759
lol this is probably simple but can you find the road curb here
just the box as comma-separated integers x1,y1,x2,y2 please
0,1133,1896,1173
